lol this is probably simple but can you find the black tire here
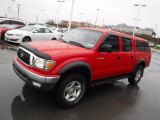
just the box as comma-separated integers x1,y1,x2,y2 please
51,38,56,40
128,66,144,85
22,37,31,42
56,74,87,108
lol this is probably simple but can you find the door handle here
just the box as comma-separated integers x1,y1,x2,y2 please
117,56,121,60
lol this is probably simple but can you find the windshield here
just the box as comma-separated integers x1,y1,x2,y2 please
0,24,8,28
61,29,103,49
19,26,36,31
0,18,4,22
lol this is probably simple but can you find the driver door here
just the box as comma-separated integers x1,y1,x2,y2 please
93,35,123,80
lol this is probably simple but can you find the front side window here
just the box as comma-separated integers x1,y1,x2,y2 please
102,35,119,52
35,28,44,33
122,37,132,52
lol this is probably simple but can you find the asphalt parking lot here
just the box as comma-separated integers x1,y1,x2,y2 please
1,41,160,120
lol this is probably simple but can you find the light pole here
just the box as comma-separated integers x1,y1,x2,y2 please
133,4,146,36
78,13,84,28
154,24,158,38
102,18,105,28
11,0,16,18
57,0,65,28
68,0,75,31
17,3,20,20
41,10,45,24
95,9,99,27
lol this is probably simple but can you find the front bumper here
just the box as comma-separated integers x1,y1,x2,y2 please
4,34,21,43
13,58,60,91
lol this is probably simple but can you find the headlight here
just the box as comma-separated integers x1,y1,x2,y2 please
33,58,56,70
15,34,22,36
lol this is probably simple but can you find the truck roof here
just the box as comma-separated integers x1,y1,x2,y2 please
81,27,148,42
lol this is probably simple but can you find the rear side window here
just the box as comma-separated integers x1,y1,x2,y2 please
136,40,150,52
136,41,144,51
44,28,53,33
144,42,150,51
122,37,132,52
103,35,119,52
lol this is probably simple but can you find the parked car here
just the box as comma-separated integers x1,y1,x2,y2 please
50,27,68,38
0,18,26,25
13,28,151,108
4,25,59,43
0,24,25,40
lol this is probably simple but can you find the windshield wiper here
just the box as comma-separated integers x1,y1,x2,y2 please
69,41,86,48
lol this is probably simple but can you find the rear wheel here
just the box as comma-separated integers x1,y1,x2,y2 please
22,37,31,42
56,74,87,108
128,66,144,85
51,38,56,40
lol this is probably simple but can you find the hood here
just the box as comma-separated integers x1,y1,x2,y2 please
27,40,92,57
6,29,30,34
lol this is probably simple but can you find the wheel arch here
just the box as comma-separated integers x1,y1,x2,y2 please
132,59,146,77
58,62,92,87
22,36,32,42
137,59,146,68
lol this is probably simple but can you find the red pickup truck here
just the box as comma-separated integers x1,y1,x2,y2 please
13,28,151,108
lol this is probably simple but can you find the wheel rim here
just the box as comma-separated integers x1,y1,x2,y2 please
135,70,142,81
63,81,82,102
23,37,31,42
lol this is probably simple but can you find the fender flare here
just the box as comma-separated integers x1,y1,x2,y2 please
58,61,92,76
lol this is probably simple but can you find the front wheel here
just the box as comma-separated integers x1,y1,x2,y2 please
56,74,87,108
128,66,144,85
22,37,31,42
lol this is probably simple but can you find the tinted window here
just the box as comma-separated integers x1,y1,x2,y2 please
144,42,150,51
136,40,144,51
0,20,10,24
122,37,132,52
35,28,44,33
136,40,150,52
103,35,119,52
13,21,25,25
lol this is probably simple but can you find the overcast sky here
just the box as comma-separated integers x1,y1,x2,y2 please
0,0,160,35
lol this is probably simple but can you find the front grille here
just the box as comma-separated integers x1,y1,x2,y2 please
17,48,30,65
10,39,18,41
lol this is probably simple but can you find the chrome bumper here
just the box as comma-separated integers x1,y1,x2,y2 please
13,58,60,90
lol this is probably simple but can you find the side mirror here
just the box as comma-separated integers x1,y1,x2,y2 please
99,44,112,53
